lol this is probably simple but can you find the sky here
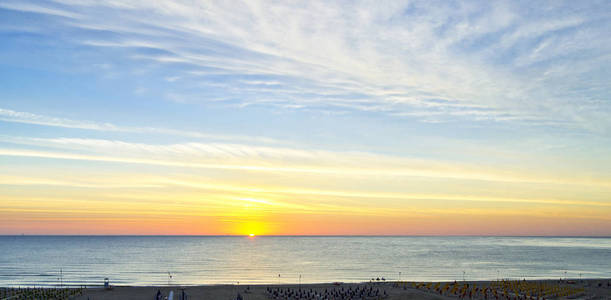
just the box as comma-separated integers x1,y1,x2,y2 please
0,0,610,235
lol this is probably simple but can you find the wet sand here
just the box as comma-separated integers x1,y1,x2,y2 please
71,279,611,300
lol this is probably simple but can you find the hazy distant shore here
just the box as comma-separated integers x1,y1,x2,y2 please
4,279,607,300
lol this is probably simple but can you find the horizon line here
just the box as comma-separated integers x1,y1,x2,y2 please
2,234,611,238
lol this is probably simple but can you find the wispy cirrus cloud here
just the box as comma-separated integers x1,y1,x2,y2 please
2,134,610,188
3,173,610,209
0,108,278,144
1,0,609,130
0,108,124,131
0,1,79,18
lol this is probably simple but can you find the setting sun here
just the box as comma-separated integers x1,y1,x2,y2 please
249,233,255,237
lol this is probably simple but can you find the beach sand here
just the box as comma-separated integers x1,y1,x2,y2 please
74,283,444,300
70,279,611,300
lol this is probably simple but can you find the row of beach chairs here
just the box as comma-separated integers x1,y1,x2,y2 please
0,287,83,300
396,280,585,299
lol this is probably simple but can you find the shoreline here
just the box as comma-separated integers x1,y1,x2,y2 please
3,279,611,288
3,278,611,288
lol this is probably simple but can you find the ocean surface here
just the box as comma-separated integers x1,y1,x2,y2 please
1,236,610,287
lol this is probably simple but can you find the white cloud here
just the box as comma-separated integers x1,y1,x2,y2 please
0,1,79,18
0,108,119,131
2,135,610,188
0,108,278,144
2,0,610,130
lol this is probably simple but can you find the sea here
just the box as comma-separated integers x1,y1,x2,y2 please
1,236,610,287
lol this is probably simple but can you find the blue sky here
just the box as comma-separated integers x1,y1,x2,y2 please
0,1,610,235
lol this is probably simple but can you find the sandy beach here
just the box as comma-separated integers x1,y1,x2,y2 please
58,279,611,300
73,283,449,300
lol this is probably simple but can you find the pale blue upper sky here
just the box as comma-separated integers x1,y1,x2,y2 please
1,1,609,146
1,1,611,235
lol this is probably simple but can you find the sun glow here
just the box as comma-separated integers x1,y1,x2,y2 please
249,233,255,237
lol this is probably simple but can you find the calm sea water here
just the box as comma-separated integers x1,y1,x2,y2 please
0,236,610,287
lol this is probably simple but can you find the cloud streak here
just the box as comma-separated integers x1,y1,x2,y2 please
2,135,610,188
4,173,608,208
0,108,278,144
